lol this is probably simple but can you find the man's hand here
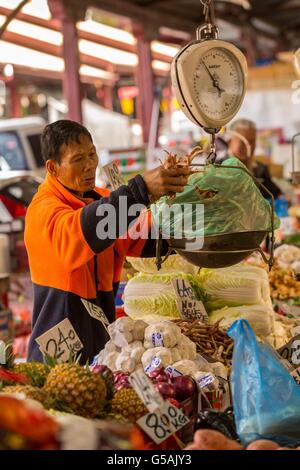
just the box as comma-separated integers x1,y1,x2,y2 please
142,166,191,202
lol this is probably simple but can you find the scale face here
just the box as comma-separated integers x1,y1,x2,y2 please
171,39,248,130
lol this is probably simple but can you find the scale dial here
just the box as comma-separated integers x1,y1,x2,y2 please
193,47,244,122
171,39,248,129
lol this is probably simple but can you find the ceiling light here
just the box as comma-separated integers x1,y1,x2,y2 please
152,60,170,72
0,0,51,20
78,19,135,46
151,41,179,58
79,39,138,66
3,63,14,77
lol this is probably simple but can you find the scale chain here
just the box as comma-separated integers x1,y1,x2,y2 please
200,0,212,23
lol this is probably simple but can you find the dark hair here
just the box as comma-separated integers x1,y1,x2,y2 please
41,120,93,163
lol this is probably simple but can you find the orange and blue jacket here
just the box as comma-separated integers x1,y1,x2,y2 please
24,173,157,363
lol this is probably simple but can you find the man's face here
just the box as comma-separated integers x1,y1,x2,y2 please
48,134,99,195
228,127,257,164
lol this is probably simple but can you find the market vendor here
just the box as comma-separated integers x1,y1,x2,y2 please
25,120,190,363
226,118,282,200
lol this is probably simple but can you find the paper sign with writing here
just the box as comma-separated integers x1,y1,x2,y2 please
81,299,109,330
0,340,6,364
129,368,164,413
137,402,189,445
35,318,83,363
291,367,300,386
172,278,208,323
102,161,125,190
277,334,300,370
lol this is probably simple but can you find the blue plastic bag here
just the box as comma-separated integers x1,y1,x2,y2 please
228,319,300,447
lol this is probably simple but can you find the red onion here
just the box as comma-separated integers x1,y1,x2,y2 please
172,375,195,401
155,382,176,399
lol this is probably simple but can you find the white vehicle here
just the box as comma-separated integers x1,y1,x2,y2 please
0,116,45,177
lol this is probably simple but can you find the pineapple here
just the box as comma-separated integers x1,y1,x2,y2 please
2,384,46,404
111,388,148,423
12,362,49,388
43,363,107,418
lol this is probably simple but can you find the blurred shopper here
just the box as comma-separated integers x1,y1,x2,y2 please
226,118,281,200
25,120,190,363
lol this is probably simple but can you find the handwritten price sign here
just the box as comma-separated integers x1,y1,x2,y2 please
172,278,208,323
137,402,189,444
102,161,125,190
81,299,109,330
129,368,164,413
35,318,83,363
277,334,300,370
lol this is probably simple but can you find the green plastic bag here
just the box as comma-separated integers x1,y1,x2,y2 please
151,157,279,239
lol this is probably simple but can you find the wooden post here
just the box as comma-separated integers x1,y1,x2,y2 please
102,85,114,111
7,80,21,118
132,23,156,144
48,0,86,123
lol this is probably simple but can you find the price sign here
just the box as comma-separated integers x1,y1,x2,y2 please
172,278,208,323
277,334,300,370
81,299,109,330
291,367,300,386
35,318,83,363
102,161,125,190
129,368,164,412
137,402,189,445
0,340,6,364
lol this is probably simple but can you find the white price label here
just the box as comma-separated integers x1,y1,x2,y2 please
196,374,214,390
137,402,189,445
81,299,109,330
102,161,125,190
129,368,164,412
151,332,164,347
144,356,161,375
35,318,83,363
0,340,6,364
165,366,183,377
277,334,300,370
172,278,208,323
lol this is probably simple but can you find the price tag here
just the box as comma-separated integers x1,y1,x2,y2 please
0,340,6,364
144,356,161,375
129,368,164,412
277,334,300,370
81,299,109,330
291,367,300,386
172,278,208,322
137,402,189,445
165,365,183,377
196,374,214,390
102,161,125,190
151,332,164,347
35,318,83,363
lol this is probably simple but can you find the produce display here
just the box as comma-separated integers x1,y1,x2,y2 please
173,319,233,366
269,262,300,300
95,317,225,392
198,264,272,312
3,239,300,452
123,272,206,322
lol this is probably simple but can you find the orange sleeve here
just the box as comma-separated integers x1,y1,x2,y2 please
25,198,95,272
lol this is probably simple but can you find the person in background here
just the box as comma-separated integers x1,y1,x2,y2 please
227,118,281,200
25,120,190,364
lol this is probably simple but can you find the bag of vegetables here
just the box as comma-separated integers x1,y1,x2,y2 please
152,157,279,240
